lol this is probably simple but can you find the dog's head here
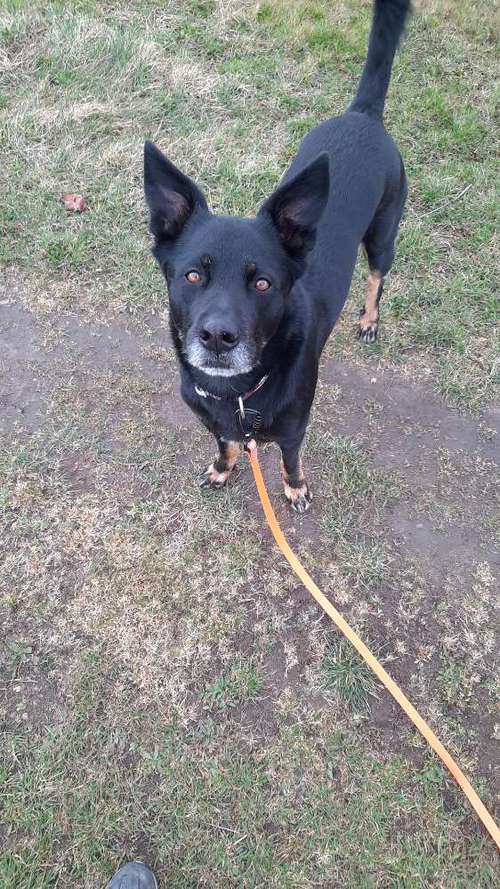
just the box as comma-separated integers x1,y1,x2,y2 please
144,141,329,377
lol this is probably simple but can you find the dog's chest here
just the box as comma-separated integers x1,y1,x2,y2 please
183,384,269,443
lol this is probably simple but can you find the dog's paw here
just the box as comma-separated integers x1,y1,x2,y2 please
359,324,378,344
284,481,312,513
199,463,231,490
358,308,379,344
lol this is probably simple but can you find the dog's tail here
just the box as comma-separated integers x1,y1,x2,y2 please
349,0,411,119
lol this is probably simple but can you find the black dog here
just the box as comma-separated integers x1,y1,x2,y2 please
144,0,410,511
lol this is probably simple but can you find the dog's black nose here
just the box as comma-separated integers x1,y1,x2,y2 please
199,324,239,353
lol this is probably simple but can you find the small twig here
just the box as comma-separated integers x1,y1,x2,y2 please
417,183,473,218
230,833,248,848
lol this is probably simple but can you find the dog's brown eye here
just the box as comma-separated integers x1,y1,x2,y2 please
185,270,202,284
255,278,271,292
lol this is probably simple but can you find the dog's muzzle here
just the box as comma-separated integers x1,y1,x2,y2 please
185,338,256,377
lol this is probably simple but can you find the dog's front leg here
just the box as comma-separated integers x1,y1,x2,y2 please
199,438,240,490
279,437,312,513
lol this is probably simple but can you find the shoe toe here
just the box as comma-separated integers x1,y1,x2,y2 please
106,862,157,889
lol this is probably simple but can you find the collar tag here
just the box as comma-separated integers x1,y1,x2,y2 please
236,406,262,439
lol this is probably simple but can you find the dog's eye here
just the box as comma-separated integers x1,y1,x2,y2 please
185,270,202,284
255,278,271,292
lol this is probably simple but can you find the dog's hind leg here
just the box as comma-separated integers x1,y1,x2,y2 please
359,267,385,344
359,168,407,344
200,439,240,489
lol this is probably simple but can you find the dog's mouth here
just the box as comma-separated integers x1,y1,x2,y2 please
185,338,257,377
200,363,252,378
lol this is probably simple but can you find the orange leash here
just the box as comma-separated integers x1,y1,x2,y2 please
245,441,500,851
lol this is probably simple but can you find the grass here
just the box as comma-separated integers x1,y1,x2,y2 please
1,1,499,887
204,659,264,710
321,640,378,712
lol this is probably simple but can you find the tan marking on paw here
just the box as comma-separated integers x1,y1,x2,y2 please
359,272,383,343
283,479,307,501
200,463,232,489
280,456,311,511
283,480,312,513
205,464,231,485
200,442,240,489
359,272,382,330
224,441,240,472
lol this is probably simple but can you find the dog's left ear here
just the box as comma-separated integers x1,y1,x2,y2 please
144,141,209,242
259,153,329,256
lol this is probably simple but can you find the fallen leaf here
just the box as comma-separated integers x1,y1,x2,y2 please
61,193,87,212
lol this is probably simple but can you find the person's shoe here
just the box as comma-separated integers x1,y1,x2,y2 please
106,861,158,889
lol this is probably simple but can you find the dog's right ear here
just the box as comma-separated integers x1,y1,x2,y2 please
144,141,209,242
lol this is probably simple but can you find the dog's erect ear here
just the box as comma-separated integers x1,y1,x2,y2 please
144,141,209,242
259,154,329,256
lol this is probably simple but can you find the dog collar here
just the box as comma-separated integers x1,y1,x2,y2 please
194,373,269,403
194,373,269,440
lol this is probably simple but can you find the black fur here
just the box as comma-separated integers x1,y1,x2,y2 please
144,0,412,509
350,0,411,118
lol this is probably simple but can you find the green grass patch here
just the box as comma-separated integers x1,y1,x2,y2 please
204,659,263,711
321,640,378,711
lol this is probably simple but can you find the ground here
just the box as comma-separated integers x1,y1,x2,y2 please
0,1,498,887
